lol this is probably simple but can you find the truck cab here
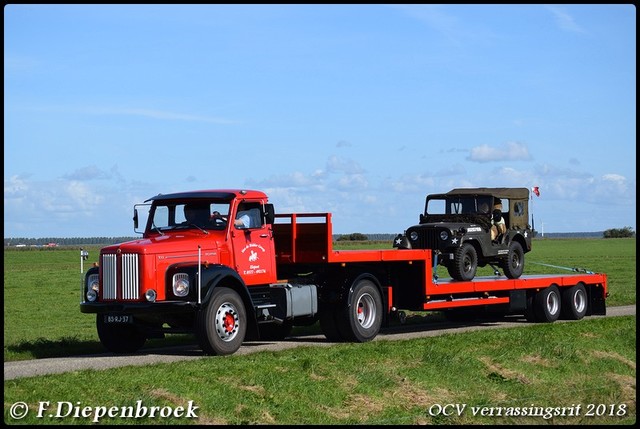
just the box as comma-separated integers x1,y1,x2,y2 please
80,189,302,356
394,187,533,281
137,190,277,286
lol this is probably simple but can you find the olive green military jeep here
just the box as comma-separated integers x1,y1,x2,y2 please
394,188,533,281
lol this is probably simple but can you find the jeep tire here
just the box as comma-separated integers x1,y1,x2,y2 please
451,243,478,281
502,241,525,279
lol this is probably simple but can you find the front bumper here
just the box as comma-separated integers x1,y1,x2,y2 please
80,300,198,315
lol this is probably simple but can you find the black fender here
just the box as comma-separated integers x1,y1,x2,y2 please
511,233,530,253
81,266,100,301
84,265,99,282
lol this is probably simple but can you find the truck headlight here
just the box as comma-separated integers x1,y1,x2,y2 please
409,231,419,241
173,274,190,297
86,274,99,302
439,231,449,241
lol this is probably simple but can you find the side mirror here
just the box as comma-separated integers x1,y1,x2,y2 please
264,204,275,225
133,208,139,230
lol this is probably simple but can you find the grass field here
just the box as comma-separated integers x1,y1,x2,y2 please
3,238,636,425
3,317,636,425
3,238,636,361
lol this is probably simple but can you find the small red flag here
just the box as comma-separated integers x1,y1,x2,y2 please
532,186,540,197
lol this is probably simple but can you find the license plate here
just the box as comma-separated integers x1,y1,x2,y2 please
104,314,132,324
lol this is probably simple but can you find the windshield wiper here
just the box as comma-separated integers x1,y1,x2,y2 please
151,221,165,236
189,223,209,235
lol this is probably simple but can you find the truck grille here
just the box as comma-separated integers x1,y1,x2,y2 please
102,253,140,300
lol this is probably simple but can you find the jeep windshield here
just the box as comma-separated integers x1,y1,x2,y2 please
425,195,494,216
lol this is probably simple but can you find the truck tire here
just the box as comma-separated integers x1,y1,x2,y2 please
534,285,561,322
337,279,383,342
451,243,478,281
96,315,146,353
196,287,246,355
561,283,588,320
502,241,525,279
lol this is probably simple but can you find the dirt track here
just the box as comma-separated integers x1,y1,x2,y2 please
4,305,635,381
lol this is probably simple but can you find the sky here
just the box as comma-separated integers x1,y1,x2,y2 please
4,4,636,238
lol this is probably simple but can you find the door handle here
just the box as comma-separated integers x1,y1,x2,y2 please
260,234,269,238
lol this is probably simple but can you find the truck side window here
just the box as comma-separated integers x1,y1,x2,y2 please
235,203,263,229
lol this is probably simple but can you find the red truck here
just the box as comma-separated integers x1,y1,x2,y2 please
80,189,608,356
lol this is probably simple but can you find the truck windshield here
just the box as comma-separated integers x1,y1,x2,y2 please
147,201,231,232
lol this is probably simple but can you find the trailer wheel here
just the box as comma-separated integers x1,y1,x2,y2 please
451,243,478,281
338,279,383,342
561,283,588,320
502,241,524,279
96,315,146,353
534,285,561,322
196,287,246,355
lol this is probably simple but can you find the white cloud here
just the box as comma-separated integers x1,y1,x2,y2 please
62,165,112,181
468,141,532,163
4,175,29,195
326,155,364,174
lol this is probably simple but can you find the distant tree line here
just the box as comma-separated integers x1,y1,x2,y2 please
5,228,635,247
4,237,137,247
603,227,635,238
336,233,369,241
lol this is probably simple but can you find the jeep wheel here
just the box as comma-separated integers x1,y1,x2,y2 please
502,241,524,279
451,243,478,281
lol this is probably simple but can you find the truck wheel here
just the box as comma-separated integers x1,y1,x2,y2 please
96,315,146,353
534,285,561,322
561,283,588,320
196,287,246,355
452,243,478,281
338,279,383,342
502,241,524,279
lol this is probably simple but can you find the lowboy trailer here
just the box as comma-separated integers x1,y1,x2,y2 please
80,189,608,356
